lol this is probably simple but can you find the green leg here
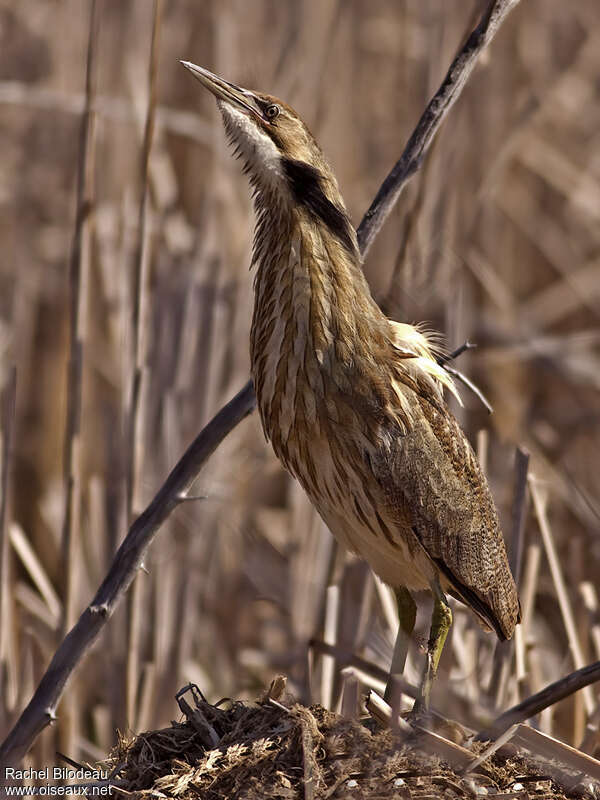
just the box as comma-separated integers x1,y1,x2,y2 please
384,586,417,703
414,579,452,714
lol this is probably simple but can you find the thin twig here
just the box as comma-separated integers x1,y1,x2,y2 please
515,543,541,685
125,0,162,732
310,638,388,686
509,448,530,588
462,724,518,774
58,0,99,760
580,583,600,662
340,670,361,719
298,709,318,800
0,368,17,698
437,340,477,366
9,524,61,624
530,477,596,717
126,0,162,519
321,585,339,710
488,447,529,705
365,691,412,736
175,686,220,749
512,724,600,784
356,0,522,257
443,365,494,413
177,493,208,502
61,0,98,638
366,691,476,772
438,341,493,409
56,751,87,771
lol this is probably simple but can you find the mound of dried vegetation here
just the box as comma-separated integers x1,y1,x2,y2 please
103,683,596,800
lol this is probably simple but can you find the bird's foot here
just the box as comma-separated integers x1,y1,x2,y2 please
405,696,433,729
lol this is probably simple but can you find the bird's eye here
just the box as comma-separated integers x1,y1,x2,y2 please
265,104,280,120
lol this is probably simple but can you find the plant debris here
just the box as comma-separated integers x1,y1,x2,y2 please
102,683,598,799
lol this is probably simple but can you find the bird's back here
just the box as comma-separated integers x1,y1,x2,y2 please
371,379,521,640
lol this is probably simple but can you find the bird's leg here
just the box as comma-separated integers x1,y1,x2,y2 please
384,586,416,704
414,579,452,715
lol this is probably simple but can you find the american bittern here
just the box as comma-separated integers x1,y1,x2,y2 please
183,62,520,711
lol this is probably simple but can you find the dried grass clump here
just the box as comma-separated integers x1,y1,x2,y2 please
104,685,586,800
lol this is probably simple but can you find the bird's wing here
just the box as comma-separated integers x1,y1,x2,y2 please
371,391,520,640
387,320,462,405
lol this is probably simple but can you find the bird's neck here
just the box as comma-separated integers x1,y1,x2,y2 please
249,183,390,438
251,185,384,347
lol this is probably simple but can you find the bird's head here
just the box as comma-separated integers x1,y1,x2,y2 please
181,61,325,186
182,61,358,256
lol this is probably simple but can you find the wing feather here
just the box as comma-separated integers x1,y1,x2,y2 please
373,389,520,639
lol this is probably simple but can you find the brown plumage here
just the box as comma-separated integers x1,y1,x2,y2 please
183,62,520,709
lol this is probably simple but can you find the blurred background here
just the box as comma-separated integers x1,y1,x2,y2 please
1,0,599,770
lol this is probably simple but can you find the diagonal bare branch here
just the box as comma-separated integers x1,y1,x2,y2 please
476,660,600,742
356,0,521,258
0,381,256,768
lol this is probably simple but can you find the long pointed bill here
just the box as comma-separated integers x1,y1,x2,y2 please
180,61,266,122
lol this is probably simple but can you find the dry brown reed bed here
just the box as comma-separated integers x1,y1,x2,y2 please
0,0,599,784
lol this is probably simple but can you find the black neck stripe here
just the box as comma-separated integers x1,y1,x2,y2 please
282,158,357,257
